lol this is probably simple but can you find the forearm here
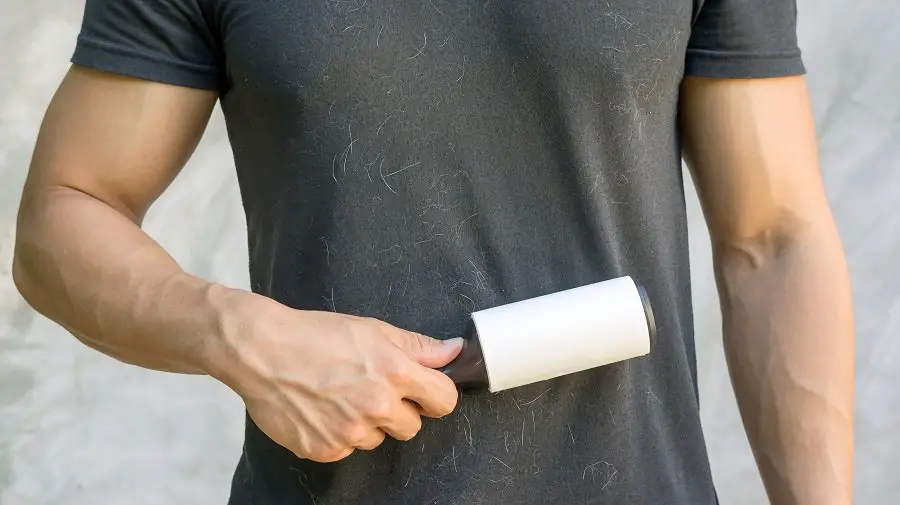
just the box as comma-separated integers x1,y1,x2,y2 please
13,185,247,375
716,224,854,505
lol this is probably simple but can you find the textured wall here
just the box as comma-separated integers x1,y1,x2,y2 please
1,1,897,504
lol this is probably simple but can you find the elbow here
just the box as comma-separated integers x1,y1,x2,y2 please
13,216,96,351
12,186,44,304
12,203,35,303
12,194,55,311
12,186,73,308
12,249,28,295
12,223,44,310
11,252,30,302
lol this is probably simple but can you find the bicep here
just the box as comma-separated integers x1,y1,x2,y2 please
24,65,218,222
680,76,831,247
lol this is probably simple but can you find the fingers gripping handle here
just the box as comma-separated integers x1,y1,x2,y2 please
439,331,488,387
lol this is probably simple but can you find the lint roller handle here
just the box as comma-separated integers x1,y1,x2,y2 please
439,322,488,387
635,282,658,347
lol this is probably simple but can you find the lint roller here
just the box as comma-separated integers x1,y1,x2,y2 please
441,275,656,392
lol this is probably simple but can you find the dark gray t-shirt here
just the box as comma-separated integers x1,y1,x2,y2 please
73,1,803,503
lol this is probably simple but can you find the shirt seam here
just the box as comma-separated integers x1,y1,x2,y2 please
75,35,222,77
685,48,803,62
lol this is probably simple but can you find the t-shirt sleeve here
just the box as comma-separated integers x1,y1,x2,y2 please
72,0,224,90
685,0,805,78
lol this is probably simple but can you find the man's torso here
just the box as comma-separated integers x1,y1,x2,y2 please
210,1,712,503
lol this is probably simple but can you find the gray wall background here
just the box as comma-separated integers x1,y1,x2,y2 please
1,1,897,504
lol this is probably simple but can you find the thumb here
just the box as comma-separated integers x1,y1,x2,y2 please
394,332,464,369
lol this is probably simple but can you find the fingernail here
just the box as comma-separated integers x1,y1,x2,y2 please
443,337,464,347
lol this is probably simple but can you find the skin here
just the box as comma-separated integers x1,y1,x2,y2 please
13,65,463,463
681,76,854,505
13,65,853,502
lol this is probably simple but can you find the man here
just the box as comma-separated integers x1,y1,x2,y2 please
13,0,854,503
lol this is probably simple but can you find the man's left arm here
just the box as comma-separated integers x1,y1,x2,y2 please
680,75,854,505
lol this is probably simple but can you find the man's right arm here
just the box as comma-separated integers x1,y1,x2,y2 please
13,65,232,375
13,66,461,462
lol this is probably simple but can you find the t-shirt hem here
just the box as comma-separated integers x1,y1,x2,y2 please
684,49,806,79
72,36,223,91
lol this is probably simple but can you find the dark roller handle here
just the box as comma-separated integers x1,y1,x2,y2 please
634,282,658,348
440,327,488,387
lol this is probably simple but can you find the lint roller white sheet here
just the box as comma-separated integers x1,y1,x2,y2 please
441,275,655,392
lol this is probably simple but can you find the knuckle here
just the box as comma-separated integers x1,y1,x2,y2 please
304,448,324,462
362,396,394,422
437,394,459,418
378,356,411,383
435,404,453,418
304,443,338,462
338,421,369,444
316,447,353,463
358,431,386,450
396,419,422,442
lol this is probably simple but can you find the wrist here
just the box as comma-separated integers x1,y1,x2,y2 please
197,283,272,388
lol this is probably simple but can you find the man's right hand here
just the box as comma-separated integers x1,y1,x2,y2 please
210,296,463,462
